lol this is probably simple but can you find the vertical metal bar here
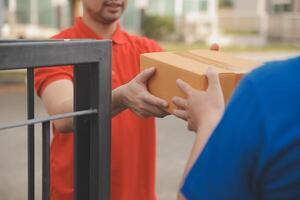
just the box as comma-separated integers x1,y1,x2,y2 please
42,121,50,200
98,42,112,200
90,42,112,200
89,63,100,200
27,68,35,200
74,41,112,200
74,64,92,200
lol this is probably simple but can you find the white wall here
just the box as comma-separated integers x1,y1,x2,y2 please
0,0,3,35
234,0,260,16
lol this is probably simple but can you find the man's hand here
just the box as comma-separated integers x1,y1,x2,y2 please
120,67,169,118
210,43,220,51
172,68,225,132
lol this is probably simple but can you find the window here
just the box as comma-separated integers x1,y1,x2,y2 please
183,0,209,13
121,0,136,29
38,0,57,28
272,3,292,13
16,0,30,24
271,0,293,13
199,0,208,12
4,0,8,7
0,0,4,26
183,0,198,13
147,0,174,16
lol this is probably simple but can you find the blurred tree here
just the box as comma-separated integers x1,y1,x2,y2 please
141,15,174,40
70,0,81,20
219,0,233,8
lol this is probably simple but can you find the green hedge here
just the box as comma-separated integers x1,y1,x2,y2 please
142,15,175,40
219,0,233,8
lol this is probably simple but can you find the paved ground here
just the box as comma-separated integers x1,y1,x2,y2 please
0,52,299,200
0,87,43,200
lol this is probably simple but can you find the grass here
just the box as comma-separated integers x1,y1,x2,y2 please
160,42,300,52
1,42,299,84
0,70,26,84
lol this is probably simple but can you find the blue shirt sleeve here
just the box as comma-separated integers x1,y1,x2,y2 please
181,76,266,200
181,58,300,200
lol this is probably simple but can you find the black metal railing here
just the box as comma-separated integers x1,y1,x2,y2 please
0,40,112,200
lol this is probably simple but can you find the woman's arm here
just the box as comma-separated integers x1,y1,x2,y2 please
172,69,225,200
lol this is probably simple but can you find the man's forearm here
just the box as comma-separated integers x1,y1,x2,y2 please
52,79,165,132
111,85,127,117
52,98,74,133
52,86,127,133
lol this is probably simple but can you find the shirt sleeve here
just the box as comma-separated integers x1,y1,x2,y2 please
138,36,164,54
34,65,73,97
181,76,266,200
146,38,164,52
34,33,75,97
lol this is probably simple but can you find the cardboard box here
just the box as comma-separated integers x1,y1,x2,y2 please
140,50,261,113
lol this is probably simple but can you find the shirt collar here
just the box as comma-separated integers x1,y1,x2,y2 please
74,17,127,45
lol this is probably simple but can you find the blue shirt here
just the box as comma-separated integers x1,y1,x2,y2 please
181,56,300,200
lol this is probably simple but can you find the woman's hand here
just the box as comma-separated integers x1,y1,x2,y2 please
172,68,225,132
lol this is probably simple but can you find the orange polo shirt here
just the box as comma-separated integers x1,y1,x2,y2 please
34,17,162,200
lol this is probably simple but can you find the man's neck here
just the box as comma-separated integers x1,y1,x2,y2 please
82,13,117,39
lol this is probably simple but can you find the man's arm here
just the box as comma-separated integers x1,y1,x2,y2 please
41,67,169,133
41,79,74,132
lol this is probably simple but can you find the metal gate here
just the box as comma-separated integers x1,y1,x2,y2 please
0,40,112,200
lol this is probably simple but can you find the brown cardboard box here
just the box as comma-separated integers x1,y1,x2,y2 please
140,50,262,113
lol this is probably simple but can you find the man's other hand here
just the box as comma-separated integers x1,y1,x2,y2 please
210,43,220,51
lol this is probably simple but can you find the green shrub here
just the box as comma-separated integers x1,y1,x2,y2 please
142,15,175,40
219,0,233,8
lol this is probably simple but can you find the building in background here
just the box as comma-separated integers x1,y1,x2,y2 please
221,0,300,44
0,0,4,37
1,0,299,44
1,0,71,39
120,0,144,34
122,0,222,44
219,0,269,46
268,0,300,42
177,0,220,44
122,0,300,45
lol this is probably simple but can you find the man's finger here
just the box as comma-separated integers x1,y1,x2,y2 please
142,93,168,108
137,111,154,118
206,68,222,91
173,109,188,121
159,110,170,118
187,123,194,132
156,109,170,118
144,104,169,118
172,96,187,109
210,43,220,51
176,79,193,96
143,104,169,118
135,67,156,83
